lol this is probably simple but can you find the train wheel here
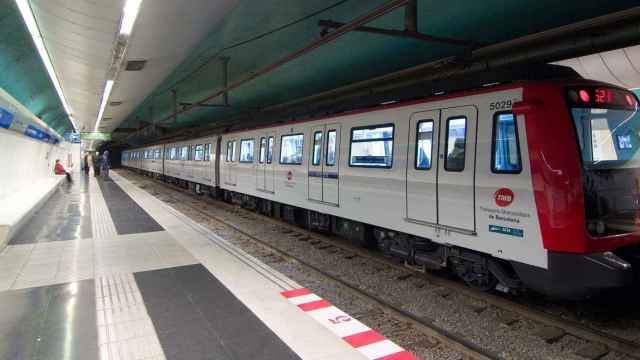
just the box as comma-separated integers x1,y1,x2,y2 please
451,257,497,292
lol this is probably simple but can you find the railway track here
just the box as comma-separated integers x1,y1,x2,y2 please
123,169,640,360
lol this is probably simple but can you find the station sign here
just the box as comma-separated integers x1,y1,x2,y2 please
64,132,81,143
81,132,112,141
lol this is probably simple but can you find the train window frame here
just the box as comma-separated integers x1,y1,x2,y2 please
348,123,395,169
312,131,322,166
194,144,205,161
239,138,255,163
415,120,434,170
326,130,337,167
259,137,266,164
267,136,274,164
491,111,522,174
279,133,304,165
232,140,237,161
444,116,467,172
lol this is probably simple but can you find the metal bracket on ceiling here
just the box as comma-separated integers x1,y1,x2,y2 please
318,0,477,47
178,102,261,111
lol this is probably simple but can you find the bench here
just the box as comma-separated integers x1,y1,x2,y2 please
0,175,66,251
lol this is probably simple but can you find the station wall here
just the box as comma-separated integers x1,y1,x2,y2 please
0,128,77,201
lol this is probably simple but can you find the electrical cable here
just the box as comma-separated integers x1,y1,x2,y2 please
133,0,351,116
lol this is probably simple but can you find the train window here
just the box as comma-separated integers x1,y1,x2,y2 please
444,117,467,172
326,130,337,166
492,112,522,174
349,124,394,168
240,139,255,163
170,147,177,160
259,137,266,164
181,146,188,160
312,131,322,165
280,134,304,165
226,141,233,162
267,136,274,164
204,144,211,162
155,149,161,159
415,120,434,170
194,144,204,161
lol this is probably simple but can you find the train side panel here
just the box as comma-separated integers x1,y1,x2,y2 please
219,88,546,268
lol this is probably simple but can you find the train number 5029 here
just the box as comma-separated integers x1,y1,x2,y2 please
489,100,512,111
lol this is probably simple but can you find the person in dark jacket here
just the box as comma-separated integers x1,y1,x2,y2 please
93,152,101,177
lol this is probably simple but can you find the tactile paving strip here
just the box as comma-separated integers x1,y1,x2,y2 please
281,288,419,360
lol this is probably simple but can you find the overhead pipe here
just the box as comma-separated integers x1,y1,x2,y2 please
155,0,410,125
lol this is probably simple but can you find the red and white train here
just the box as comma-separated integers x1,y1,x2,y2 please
122,73,640,299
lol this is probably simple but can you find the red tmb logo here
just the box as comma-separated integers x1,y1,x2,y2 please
287,170,293,181
494,188,514,207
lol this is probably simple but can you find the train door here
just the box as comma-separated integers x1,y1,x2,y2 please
256,136,266,190
256,134,275,193
224,139,238,186
323,124,340,205
264,134,275,192
308,126,324,201
307,124,340,205
437,106,477,232
406,110,440,224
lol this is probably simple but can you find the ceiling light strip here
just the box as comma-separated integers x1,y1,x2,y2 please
94,80,114,132
15,0,78,133
94,0,143,133
120,0,143,36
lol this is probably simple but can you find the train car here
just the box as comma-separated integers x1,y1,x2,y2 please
163,136,218,192
216,79,640,299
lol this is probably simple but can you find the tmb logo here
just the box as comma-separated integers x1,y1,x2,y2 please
286,170,293,181
494,188,514,207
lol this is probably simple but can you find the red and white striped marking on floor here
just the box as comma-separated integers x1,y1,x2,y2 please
281,288,419,360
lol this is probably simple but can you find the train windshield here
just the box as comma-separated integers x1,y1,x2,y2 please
567,87,640,236
571,107,640,169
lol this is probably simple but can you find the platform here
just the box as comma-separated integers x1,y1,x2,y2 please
0,171,405,360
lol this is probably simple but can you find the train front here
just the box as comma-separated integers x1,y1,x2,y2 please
565,86,640,296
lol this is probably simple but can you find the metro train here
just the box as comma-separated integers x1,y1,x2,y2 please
122,74,640,299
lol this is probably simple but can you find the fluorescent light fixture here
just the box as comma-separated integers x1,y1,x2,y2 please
94,80,114,131
119,0,143,36
15,0,78,133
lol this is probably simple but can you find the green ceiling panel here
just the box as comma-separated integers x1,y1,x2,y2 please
0,0,72,135
121,0,640,132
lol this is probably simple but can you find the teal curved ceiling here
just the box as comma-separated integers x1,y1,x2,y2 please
120,0,640,134
0,0,72,135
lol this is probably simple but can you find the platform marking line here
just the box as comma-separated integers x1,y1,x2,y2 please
281,288,420,360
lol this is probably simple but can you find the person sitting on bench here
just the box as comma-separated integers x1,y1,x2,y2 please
54,159,72,183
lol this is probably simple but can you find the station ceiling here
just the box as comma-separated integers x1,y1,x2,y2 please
2,0,640,142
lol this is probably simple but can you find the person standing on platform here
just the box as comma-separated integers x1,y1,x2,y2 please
101,150,110,178
93,152,101,177
83,153,90,175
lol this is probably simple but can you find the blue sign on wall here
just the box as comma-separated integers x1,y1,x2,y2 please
64,132,81,143
0,107,14,129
